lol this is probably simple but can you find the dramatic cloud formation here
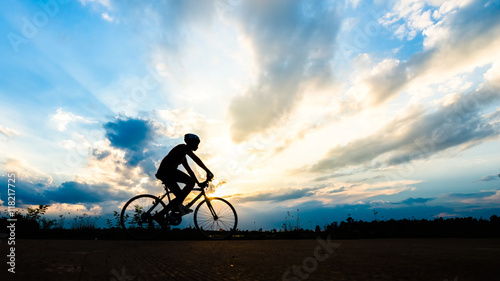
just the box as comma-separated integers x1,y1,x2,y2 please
362,0,500,105
311,83,500,172
228,0,341,142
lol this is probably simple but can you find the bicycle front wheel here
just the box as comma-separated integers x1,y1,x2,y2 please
121,194,167,240
194,197,238,240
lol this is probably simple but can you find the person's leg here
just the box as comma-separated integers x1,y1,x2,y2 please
172,170,195,206
164,170,195,211
156,173,181,215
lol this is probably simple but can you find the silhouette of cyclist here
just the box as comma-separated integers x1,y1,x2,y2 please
156,133,213,214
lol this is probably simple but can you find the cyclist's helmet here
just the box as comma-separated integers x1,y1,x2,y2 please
184,133,200,144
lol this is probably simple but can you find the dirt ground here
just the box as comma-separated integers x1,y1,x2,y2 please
1,238,498,281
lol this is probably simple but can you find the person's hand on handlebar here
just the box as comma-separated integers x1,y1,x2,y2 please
197,171,214,188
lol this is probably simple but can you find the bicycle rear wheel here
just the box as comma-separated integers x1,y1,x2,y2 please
194,197,237,239
121,194,167,240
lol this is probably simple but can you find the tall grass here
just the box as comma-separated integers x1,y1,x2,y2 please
71,213,101,230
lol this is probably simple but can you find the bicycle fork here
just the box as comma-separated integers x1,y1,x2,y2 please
205,198,219,220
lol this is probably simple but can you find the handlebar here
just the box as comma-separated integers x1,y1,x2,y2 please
198,178,212,188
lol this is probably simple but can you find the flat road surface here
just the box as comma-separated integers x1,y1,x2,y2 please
1,238,498,281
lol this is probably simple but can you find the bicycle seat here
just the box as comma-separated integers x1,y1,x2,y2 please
155,174,168,186
155,174,166,181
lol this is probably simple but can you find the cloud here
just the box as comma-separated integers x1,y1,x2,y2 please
399,197,434,205
311,83,500,172
0,174,133,207
104,117,154,151
91,148,111,161
347,0,361,9
484,60,500,87
101,12,114,22
445,190,497,199
326,186,349,194
157,108,218,140
442,189,500,206
0,158,54,187
227,187,316,204
433,212,459,218
43,181,132,204
229,179,419,208
103,117,161,177
364,1,500,106
313,180,420,205
78,0,111,9
0,176,50,206
51,108,96,132
109,0,217,51
228,0,342,142
313,172,353,182
379,0,468,41
479,175,500,182
361,58,412,105
0,125,19,140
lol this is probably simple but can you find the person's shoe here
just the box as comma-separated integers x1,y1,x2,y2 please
177,204,193,216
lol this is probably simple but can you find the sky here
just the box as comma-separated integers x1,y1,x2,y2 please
1,0,499,230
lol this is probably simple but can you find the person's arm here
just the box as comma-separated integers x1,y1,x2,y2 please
181,157,199,184
187,150,213,179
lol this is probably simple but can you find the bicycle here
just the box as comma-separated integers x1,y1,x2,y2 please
120,176,238,240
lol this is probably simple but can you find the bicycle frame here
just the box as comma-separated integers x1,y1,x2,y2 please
145,182,214,219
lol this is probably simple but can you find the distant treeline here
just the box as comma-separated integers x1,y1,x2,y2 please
1,205,499,240
241,215,500,240
320,215,500,239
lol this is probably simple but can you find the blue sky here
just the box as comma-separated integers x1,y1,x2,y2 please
1,0,500,230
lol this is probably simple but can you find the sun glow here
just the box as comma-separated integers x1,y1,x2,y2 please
205,179,228,198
